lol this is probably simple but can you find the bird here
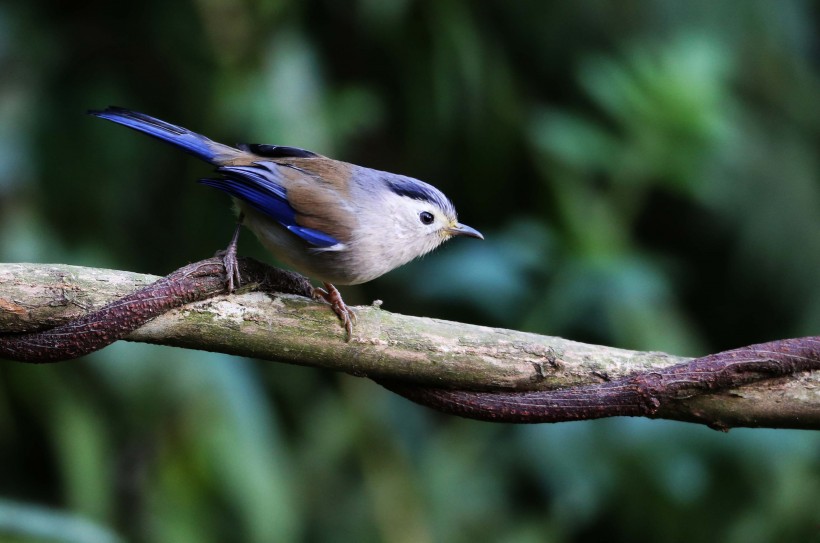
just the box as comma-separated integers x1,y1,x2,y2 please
89,106,484,339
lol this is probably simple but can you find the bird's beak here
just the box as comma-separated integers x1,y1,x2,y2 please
447,222,484,240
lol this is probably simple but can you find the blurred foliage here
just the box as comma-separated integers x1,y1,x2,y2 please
1,0,820,541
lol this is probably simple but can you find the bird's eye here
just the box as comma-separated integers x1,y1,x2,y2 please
419,211,435,225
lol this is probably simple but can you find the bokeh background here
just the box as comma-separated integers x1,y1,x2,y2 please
1,0,819,541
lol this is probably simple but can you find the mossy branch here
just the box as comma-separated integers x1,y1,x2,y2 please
1,260,818,430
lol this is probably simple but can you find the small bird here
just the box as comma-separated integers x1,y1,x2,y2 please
89,107,483,338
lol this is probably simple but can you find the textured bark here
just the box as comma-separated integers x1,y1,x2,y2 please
1,261,818,429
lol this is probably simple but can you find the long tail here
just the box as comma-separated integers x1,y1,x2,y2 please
88,106,241,164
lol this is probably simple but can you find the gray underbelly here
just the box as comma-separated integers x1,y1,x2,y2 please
237,204,373,285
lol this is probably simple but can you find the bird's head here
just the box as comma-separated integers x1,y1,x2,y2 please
378,175,483,262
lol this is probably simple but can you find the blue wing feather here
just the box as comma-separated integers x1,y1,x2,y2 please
90,107,340,248
199,163,341,248
286,225,341,247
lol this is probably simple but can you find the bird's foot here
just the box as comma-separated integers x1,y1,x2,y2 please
215,245,241,293
313,282,356,341
215,216,244,293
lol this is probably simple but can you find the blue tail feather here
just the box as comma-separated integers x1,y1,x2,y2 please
88,106,225,163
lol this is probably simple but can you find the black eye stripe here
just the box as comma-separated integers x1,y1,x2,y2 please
419,211,435,225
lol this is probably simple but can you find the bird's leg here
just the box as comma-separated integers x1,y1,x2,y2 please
313,282,356,340
216,213,244,293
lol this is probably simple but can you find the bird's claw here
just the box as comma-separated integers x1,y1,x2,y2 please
216,216,244,293
215,246,241,293
314,283,356,341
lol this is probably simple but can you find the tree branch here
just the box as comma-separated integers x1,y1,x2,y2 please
1,260,818,430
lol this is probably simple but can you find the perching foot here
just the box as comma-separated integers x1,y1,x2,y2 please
216,215,244,293
218,245,241,293
313,282,356,341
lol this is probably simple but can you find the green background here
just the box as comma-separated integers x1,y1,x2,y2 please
1,1,819,541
